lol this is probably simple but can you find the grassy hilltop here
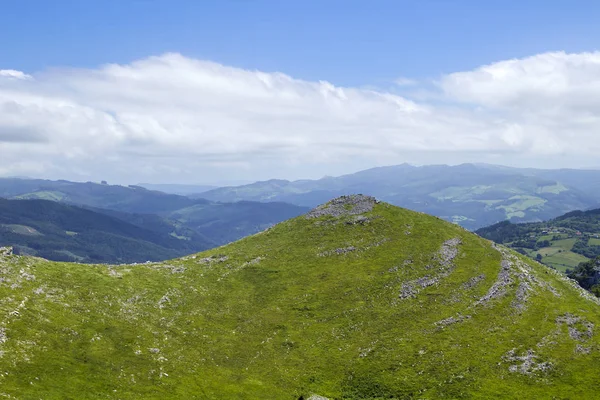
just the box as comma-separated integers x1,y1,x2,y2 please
1,196,600,399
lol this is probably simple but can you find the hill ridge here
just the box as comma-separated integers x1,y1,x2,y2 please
1,196,600,398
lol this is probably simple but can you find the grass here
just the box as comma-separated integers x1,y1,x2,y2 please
541,250,589,272
536,183,568,194
429,185,492,201
497,195,547,218
552,238,578,251
14,190,67,201
529,239,587,271
2,224,42,236
0,200,600,398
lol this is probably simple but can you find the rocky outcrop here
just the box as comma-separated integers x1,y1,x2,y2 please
306,195,378,219
399,238,462,299
0,247,13,257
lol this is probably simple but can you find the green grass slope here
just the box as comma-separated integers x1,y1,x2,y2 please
0,196,599,399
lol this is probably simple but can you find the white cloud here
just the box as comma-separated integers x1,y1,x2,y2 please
0,70,32,80
1,51,600,183
440,51,600,157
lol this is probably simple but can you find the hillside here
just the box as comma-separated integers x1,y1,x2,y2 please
137,183,217,195
1,195,599,398
0,199,214,263
166,200,311,244
0,178,309,249
196,163,598,230
476,208,600,272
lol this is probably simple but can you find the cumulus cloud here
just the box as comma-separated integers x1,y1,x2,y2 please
440,51,600,157
1,52,600,183
0,70,32,80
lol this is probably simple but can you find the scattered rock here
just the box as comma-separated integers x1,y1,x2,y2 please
197,255,229,264
148,348,160,354
502,348,552,375
399,238,461,299
319,246,357,257
475,258,512,306
108,269,122,278
19,269,35,281
399,274,440,298
512,281,532,311
556,314,594,341
305,195,378,219
462,274,485,290
575,344,591,354
435,313,471,328
388,259,412,273
437,238,462,270
474,245,562,310
345,215,370,225
0,247,12,257
158,294,171,309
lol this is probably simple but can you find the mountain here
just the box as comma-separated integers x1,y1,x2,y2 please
137,183,217,195
197,163,600,230
1,195,599,398
0,178,200,214
0,178,309,248
0,198,213,263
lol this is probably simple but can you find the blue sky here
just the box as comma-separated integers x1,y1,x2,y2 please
2,0,600,183
3,0,600,86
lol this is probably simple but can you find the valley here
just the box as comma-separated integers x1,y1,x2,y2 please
476,209,600,272
0,179,308,263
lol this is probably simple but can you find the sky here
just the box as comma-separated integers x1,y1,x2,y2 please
2,0,600,184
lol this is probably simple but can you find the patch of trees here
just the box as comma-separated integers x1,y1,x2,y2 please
567,257,600,297
571,237,600,259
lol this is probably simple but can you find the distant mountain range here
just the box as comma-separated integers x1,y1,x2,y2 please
0,178,308,263
5,163,600,262
136,183,217,195
196,163,600,229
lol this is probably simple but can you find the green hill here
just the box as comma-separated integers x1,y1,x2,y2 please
0,195,599,398
476,208,600,272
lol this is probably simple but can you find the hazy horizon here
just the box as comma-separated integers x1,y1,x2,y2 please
4,161,600,188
